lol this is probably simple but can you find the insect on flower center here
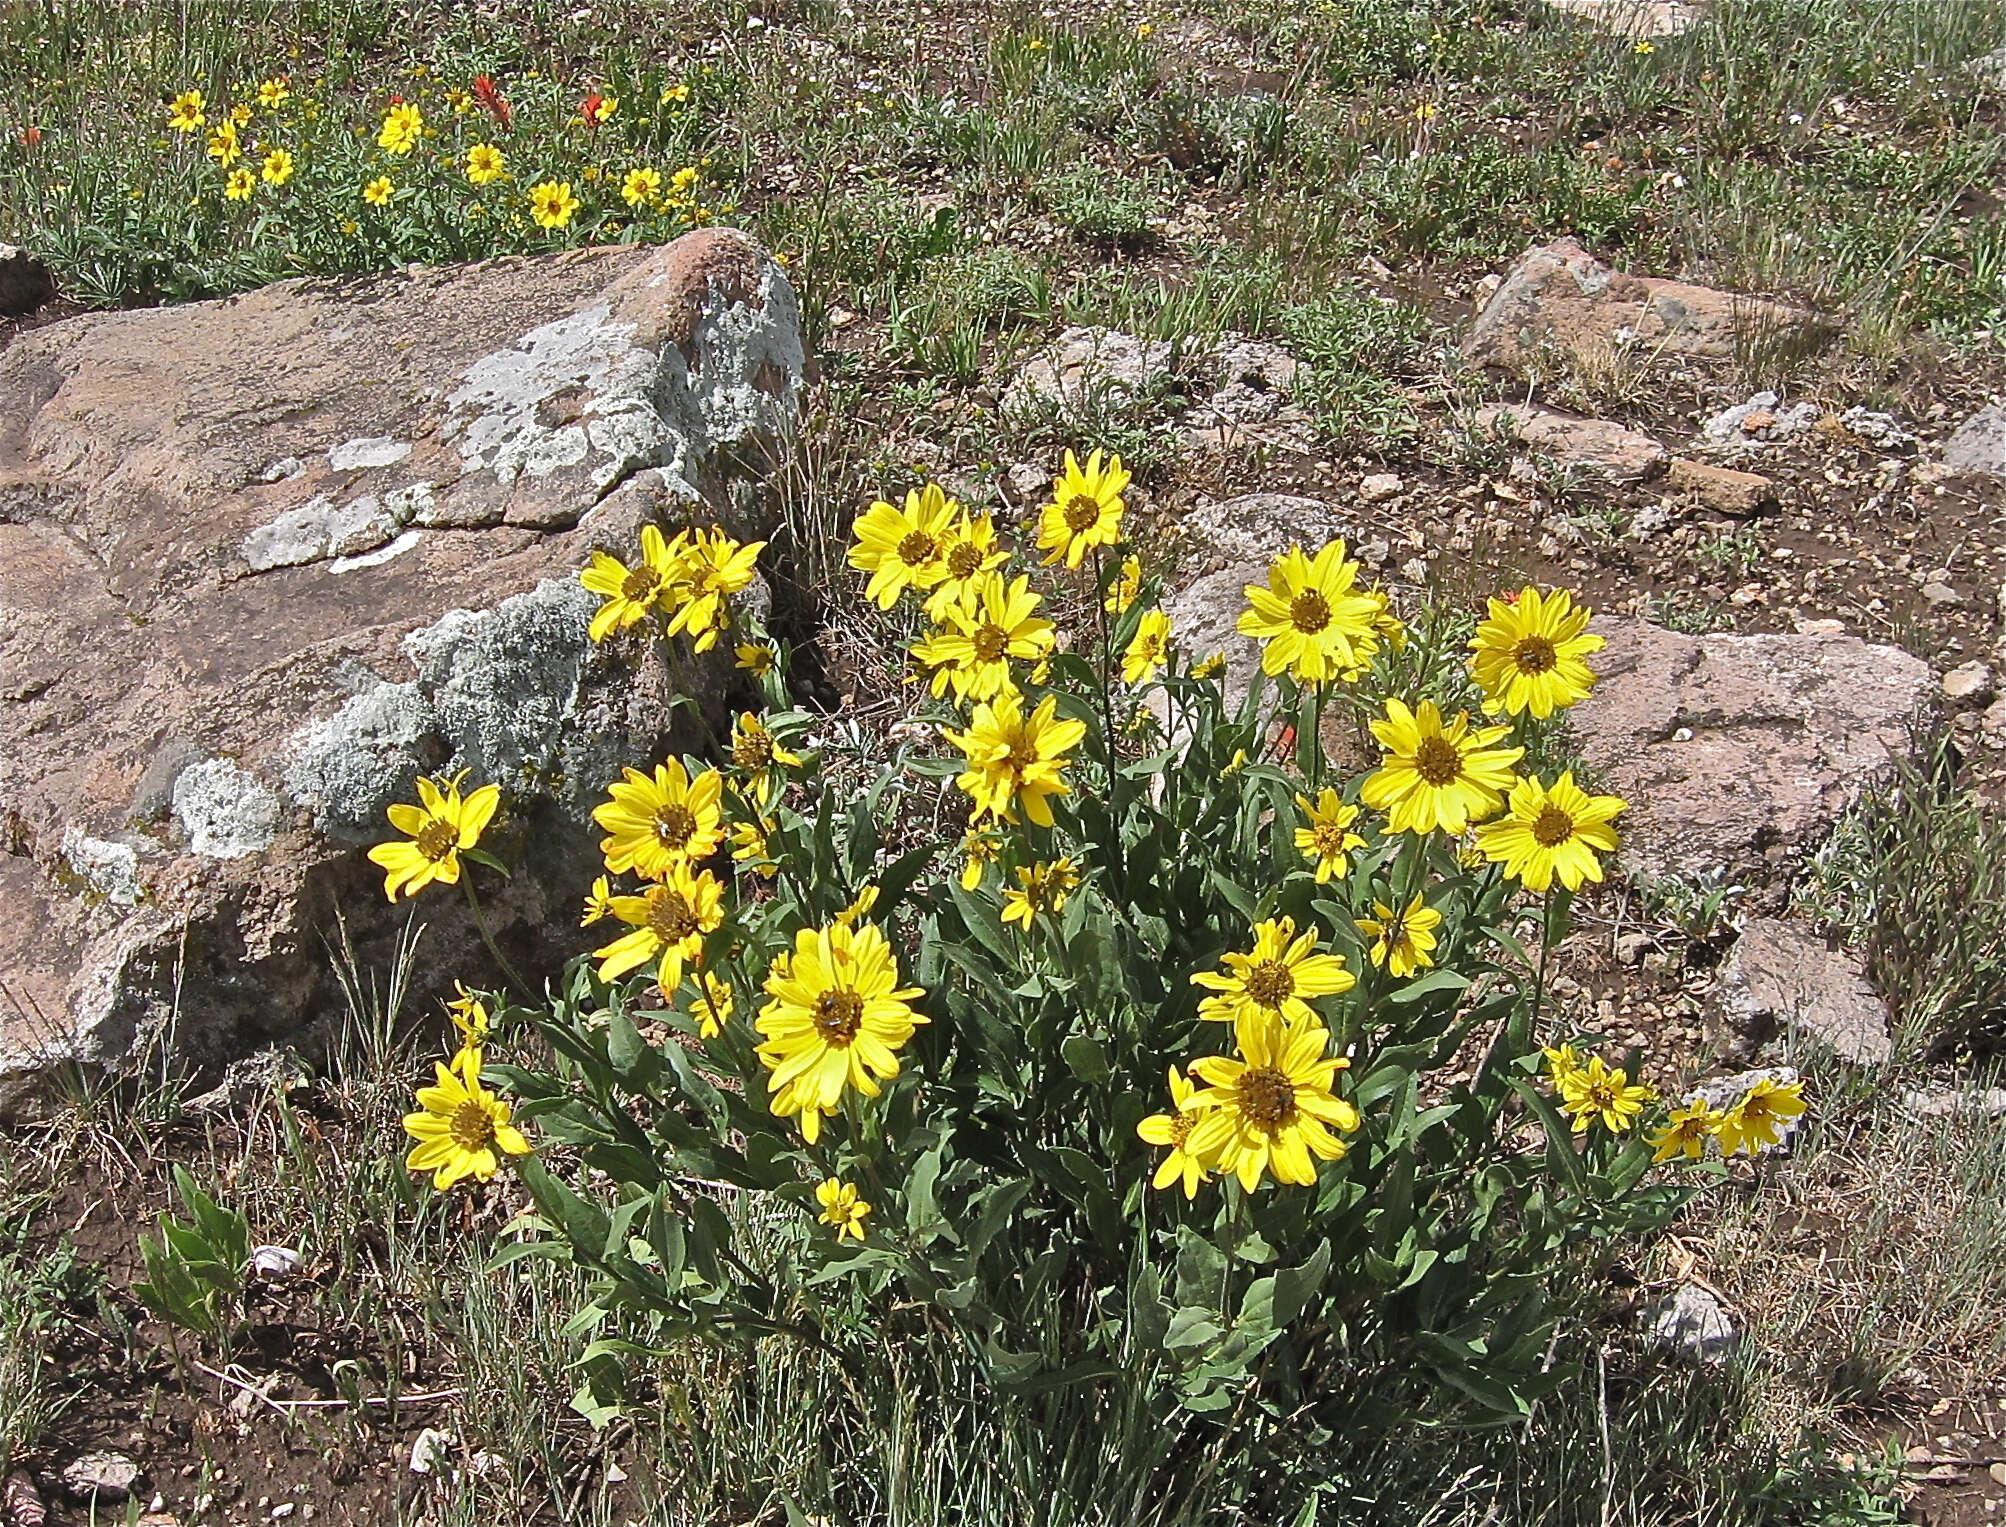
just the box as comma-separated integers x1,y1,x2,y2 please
449,1098,498,1152
620,564,662,602
971,624,1009,662
1532,805,1577,847
1243,960,1296,1009
812,988,865,1045
653,803,698,849
1062,493,1102,534
1236,1066,1297,1131
1412,737,1464,786
896,530,938,567
733,730,775,770
414,819,460,862
946,541,984,578
1512,635,1558,675
1289,591,1332,634
647,889,699,943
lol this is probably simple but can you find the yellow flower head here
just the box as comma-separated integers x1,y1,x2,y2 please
230,101,252,126
1355,893,1443,979
1236,541,1385,684
1649,1101,1722,1163
167,89,207,132
942,690,1087,828
1121,609,1173,686
1191,652,1227,681
466,142,506,185
731,712,803,805
580,873,616,926
260,148,294,185
403,1047,531,1189
755,921,928,1142
662,527,765,652
447,982,492,1048
206,119,242,166
1713,1076,1806,1157
921,512,1010,619
1188,1012,1359,1192
1001,858,1079,929
959,831,1001,891
1468,588,1605,719
1556,1056,1654,1134
1037,448,1129,569
1359,698,1524,836
834,885,880,928
593,758,726,879
621,165,663,206
1192,916,1355,1026
256,76,291,109
1541,1041,1586,1086
735,641,777,678
1137,1066,1215,1198
912,571,1056,705
849,483,960,609
1104,555,1143,615
1293,789,1365,883
661,82,691,104
528,178,581,229
377,101,423,154
592,862,727,990
579,523,681,641
684,970,735,1038
367,773,502,900
815,1177,871,1240
1474,771,1625,893
362,175,394,206
223,166,256,201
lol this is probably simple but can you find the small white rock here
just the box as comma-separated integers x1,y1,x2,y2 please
1358,472,1404,503
409,1428,453,1475
1644,1283,1738,1366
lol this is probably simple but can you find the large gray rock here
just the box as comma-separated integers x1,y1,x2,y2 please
1570,618,1931,893
1716,917,1892,1064
1941,404,2006,480
0,231,803,1116
1002,325,1173,415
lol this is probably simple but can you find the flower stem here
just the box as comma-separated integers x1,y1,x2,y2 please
460,874,529,1000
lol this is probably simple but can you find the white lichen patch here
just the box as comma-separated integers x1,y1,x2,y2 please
172,758,281,860
243,486,433,571
328,436,413,472
60,828,144,906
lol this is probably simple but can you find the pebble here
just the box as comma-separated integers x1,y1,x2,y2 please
1644,1284,1738,1366
1944,661,1996,708
1359,472,1404,503
1921,580,1963,608
61,1452,143,1504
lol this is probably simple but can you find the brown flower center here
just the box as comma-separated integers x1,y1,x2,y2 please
449,1099,497,1152
1006,736,1039,771
1169,1112,1195,1149
1413,736,1463,787
1532,805,1577,848
653,803,697,849
1062,493,1102,534
621,564,663,602
1313,824,1350,855
1289,591,1332,634
415,819,459,862
946,541,984,578
1242,960,1295,1010
647,888,699,944
971,624,1009,662
1585,1081,1616,1111
1235,1066,1297,1132
733,730,774,771
812,988,865,1045
896,530,937,568
1512,635,1558,675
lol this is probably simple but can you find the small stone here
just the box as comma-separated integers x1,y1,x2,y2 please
1838,406,1918,453
1717,920,1891,1064
1358,472,1404,503
1357,538,1392,569
1989,1461,2006,1487
1921,580,1963,609
1615,931,1657,966
1475,404,1669,480
1941,404,2006,481
1982,697,2006,747
1665,457,1776,516
62,1453,144,1505
1630,503,1671,538
1644,1284,1738,1365
272,1504,295,1520
409,1429,453,1475
1902,1086,2006,1121
249,1245,302,1281
1943,661,1996,709
1701,392,1820,449
1400,557,1430,584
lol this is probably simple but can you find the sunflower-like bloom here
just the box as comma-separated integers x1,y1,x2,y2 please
922,512,1010,619
1293,789,1365,883
1468,587,1605,719
362,175,393,206
1360,699,1524,835
466,142,506,185
368,774,502,900
580,524,680,641
735,641,776,677
1187,1013,1359,1192
1000,858,1079,928
685,970,735,1038
1541,1042,1586,1087
1235,542,1385,684
959,831,1001,891
1474,772,1625,893
621,165,663,206
403,1048,531,1189
1122,609,1173,686
1713,1076,1806,1157
256,76,290,109
754,922,928,1143
1104,555,1143,615
1037,448,1129,569
912,571,1055,704
579,874,616,926
1648,1101,1723,1163
730,819,778,878
1136,1066,1216,1198
260,148,294,186
849,483,959,608
1355,893,1443,978
223,167,256,201
1556,1056,1654,1134
528,178,580,229
377,101,423,154
206,119,242,166
815,1178,871,1240
665,527,765,652
592,863,725,989
730,712,802,806
942,691,1086,828
167,89,207,132
446,982,492,1047
593,759,725,879
1191,916,1355,1026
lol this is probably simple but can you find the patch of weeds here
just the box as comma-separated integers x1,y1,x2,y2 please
1278,287,1436,447
1796,736,2006,1056
1034,161,1175,249
1644,590,1733,635
1643,867,1748,954
1132,82,1291,184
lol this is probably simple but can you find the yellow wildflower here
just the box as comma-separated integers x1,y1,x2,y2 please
593,759,726,879
1360,699,1523,835
1001,858,1079,928
367,773,501,900
1557,1057,1654,1134
377,101,422,154
402,1047,530,1189
465,142,506,185
849,483,959,608
362,175,393,206
1294,789,1365,883
1136,1066,1214,1198
1236,541,1384,684
1474,772,1626,893
1187,1012,1358,1192
1714,1077,1806,1157
1467,588,1605,719
942,690,1086,828
528,178,580,229
591,862,726,990
621,165,663,206
1355,893,1443,979
1037,448,1128,569
167,89,207,132
223,167,256,201
816,1178,870,1240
